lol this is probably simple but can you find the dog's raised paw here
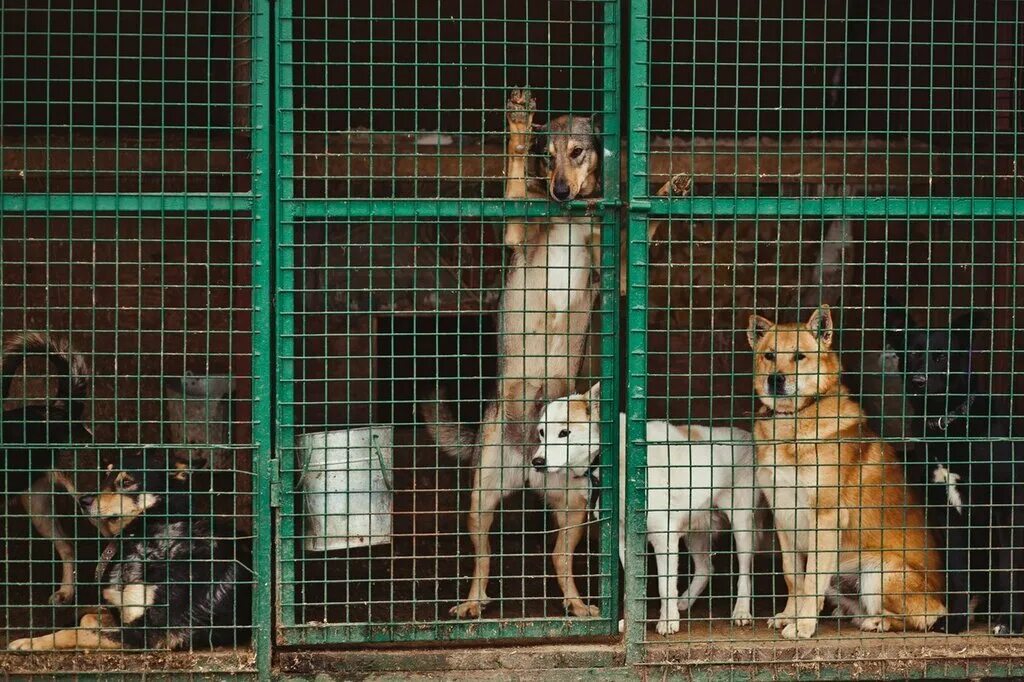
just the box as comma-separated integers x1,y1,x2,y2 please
506,89,536,128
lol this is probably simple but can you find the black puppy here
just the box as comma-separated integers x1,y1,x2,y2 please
8,448,252,651
888,309,1024,635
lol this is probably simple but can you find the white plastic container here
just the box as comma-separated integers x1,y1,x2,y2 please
297,426,394,552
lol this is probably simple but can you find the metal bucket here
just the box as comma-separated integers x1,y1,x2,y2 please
297,426,394,552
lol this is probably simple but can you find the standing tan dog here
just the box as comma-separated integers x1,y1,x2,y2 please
423,89,603,619
747,305,945,639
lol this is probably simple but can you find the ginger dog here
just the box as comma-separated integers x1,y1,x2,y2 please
747,305,945,639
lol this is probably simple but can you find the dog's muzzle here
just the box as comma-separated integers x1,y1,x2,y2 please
551,178,572,202
531,455,547,472
911,373,928,386
78,495,96,512
767,373,788,396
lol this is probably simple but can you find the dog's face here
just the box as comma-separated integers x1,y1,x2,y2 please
747,306,841,414
544,114,601,202
889,312,975,399
532,383,602,477
77,450,169,534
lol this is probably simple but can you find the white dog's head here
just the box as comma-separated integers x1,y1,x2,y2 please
531,382,602,477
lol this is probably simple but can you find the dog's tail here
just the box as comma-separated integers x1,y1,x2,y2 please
419,389,479,463
1,331,90,419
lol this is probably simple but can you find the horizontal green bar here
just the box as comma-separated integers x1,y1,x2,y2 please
277,616,616,646
1,193,253,214
645,196,1024,218
291,199,616,219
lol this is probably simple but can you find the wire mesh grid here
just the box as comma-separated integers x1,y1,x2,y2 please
0,0,267,673
625,1,1024,677
274,0,622,646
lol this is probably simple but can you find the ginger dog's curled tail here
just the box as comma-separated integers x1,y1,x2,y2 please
1,332,90,419
420,389,479,463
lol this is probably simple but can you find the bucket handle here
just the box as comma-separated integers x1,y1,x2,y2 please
372,433,394,492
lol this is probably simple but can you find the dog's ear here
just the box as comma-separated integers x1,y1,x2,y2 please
584,382,601,421
747,314,773,349
807,305,834,348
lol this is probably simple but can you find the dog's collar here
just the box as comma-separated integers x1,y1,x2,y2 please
95,539,119,583
928,395,977,432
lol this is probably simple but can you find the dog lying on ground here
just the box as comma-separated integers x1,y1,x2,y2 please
532,383,765,635
8,447,252,651
887,308,1024,635
748,305,945,639
1,332,97,605
422,89,604,619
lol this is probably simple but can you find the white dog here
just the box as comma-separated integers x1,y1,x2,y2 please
532,383,763,635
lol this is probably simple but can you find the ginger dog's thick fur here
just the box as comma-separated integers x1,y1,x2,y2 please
748,306,945,639
424,89,603,619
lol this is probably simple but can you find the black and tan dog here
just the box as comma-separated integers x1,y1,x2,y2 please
8,448,251,651
888,309,1024,635
1,332,96,605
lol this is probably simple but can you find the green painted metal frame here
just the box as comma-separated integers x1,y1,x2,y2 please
0,1,275,678
270,0,624,647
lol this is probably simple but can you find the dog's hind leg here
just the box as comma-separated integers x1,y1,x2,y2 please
450,419,524,619
649,528,682,635
551,490,600,618
7,613,121,650
727,508,756,626
22,475,76,605
934,511,971,634
677,532,712,615
503,88,535,248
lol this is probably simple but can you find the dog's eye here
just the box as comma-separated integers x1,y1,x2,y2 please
795,353,806,361
538,428,545,438
558,429,570,439
764,352,775,361
569,147,584,160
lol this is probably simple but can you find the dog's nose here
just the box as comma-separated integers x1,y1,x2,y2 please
911,374,928,386
531,456,547,470
551,179,571,201
78,495,96,510
767,373,787,396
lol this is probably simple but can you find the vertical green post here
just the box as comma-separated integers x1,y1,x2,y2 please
250,0,274,677
597,0,622,630
625,0,650,664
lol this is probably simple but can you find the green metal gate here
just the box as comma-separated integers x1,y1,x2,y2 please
271,0,623,646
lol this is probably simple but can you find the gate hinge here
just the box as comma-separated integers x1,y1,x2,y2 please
269,457,281,508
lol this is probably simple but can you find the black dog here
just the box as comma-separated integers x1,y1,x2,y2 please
1,332,95,605
887,309,1024,635
8,448,252,651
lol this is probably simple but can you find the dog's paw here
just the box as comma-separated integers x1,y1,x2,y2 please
932,615,968,634
858,616,891,633
564,599,600,618
49,587,74,606
767,612,795,630
449,600,487,619
506,89,536,132
781,619,816,640
8,637,37,651
992,623,1022,637
731,607,754,627
656,617,681,636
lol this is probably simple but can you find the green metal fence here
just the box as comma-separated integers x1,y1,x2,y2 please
1,0,1024,678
